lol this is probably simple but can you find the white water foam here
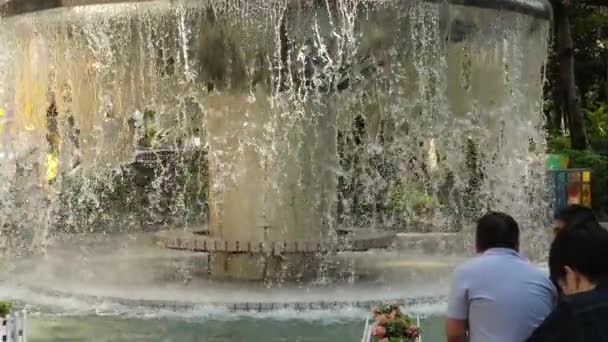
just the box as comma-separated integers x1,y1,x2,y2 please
0,283,447,321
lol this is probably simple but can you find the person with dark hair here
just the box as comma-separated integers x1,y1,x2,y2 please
550,205,602,297
446,212,556,342
475,211,520,251
527,223,608,342
552,205,601,235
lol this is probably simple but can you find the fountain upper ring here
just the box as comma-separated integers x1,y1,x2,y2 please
1,0,552,19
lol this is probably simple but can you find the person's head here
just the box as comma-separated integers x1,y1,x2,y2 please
475,211,520,253
549,222,608,296
552,205,599,235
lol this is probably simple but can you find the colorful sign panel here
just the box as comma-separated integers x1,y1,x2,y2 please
549,168,592,212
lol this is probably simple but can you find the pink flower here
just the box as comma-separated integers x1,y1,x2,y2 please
406,327,420,337
375,314,389,325
372,325,386,337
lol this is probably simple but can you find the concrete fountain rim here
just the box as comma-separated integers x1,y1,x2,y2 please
2,234,456,314
5,283,448,313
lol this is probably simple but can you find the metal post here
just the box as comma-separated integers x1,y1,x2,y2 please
22,310,27,342
15,314,21,342
417,315,422,342
361,316,371,342
7,315,11,342
2,316,7,342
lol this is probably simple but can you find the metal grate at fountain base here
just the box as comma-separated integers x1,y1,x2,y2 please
19,286,446,313
153,229,397,254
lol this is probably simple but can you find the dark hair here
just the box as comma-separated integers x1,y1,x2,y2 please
476,211,520,252
554,205,599,228
549,222,608,284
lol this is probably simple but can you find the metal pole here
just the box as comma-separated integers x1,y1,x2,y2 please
24,310,27,342
2,316,8,342
19,310,26,342
361,316,371,342
8,314,14,342
417,315,422,342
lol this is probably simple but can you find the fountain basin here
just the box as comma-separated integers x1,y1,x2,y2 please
1,232,460,304
0,0,552,292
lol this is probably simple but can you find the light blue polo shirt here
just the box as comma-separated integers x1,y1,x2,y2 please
447,248,557,342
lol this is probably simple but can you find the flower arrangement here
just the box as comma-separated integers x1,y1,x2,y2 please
371,304,420,342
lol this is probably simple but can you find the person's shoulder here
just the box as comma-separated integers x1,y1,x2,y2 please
452,255,486,276
566,287,608,312
520,263,557,299
521,261,553,282
453,252,540,274
514,260,555,290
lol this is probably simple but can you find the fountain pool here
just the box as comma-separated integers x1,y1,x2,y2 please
27,313,447,341
0,0,552,340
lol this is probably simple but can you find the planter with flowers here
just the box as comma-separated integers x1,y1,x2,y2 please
362,304,421,342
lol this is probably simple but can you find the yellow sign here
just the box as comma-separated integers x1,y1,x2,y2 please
0,108,4,137
46,152,58,182
582,170,591,183
582,184,592,207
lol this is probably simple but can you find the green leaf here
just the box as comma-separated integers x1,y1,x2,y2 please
0,300,13,316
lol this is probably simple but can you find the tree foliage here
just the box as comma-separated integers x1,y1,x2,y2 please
546,3,608,142
546,2,608,215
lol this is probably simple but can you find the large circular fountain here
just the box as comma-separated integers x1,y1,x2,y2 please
0,0,551,322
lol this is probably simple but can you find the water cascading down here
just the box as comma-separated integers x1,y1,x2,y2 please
0,0,552,281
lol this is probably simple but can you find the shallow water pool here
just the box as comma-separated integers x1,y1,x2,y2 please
27,314,445,342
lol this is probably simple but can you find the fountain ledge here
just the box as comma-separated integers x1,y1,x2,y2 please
15,285,447,313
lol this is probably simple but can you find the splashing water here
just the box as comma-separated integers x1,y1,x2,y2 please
0,0,551,312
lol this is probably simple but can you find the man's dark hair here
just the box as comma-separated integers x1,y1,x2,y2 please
554,205,600,228
476,211,519,252
549,222,608,284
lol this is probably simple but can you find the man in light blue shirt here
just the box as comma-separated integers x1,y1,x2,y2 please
446,211,557,342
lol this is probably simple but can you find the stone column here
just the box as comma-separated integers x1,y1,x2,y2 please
205,90,338,281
